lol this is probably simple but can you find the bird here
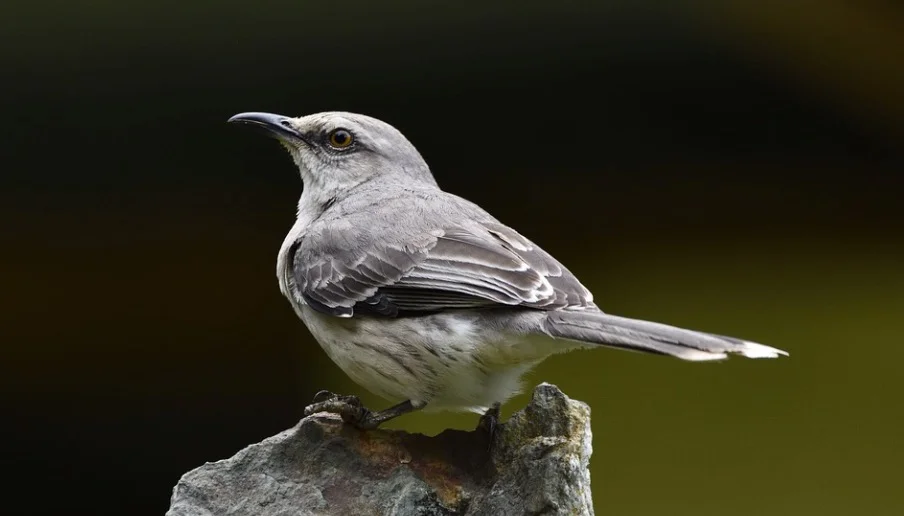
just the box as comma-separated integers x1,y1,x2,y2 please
228,111,788,431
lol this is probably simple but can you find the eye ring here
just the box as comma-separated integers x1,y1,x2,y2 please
327,128,354,149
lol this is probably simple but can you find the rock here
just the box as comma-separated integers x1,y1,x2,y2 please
167,383,593,516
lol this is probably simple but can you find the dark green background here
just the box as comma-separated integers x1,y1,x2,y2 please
3,1,902,515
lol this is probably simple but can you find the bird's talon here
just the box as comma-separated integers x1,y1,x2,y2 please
303,394,371,427
311,390,336,404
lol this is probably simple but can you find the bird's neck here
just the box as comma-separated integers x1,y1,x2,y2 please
295,185,334,228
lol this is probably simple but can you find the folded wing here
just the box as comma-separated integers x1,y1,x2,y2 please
290,220,594,318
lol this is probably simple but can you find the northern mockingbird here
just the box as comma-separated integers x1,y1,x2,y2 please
228,111,787,431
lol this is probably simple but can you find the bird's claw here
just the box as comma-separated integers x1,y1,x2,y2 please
310,389,337,404
304,392,376,429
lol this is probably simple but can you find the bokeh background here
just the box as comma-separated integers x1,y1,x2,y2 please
3,1,903,515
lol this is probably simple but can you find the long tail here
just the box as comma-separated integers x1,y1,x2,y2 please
542,310,788,361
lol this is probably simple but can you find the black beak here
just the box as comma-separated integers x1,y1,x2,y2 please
227,112,305,142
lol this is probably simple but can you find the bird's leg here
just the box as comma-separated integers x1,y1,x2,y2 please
304,392,422,430
355,399,421,429
477,402,502,448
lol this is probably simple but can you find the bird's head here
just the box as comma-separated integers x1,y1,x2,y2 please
228,111,437,195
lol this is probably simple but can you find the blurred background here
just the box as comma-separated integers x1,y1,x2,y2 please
2,1,903,515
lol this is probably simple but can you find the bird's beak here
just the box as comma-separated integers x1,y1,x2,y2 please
227,112,306,142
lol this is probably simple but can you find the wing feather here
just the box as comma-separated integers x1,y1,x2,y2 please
291,216,594,317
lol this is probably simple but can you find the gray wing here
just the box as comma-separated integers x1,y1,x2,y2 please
289,217,595,318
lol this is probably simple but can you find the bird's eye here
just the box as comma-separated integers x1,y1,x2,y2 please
327,129,354,149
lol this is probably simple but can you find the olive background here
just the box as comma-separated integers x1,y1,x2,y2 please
3,1,903,515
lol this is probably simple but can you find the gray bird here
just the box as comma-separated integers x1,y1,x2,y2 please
228,111,788,430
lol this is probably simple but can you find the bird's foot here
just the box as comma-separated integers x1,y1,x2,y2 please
477,402,502,450
304,390,376,429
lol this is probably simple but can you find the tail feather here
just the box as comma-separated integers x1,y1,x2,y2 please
542,310,788,361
